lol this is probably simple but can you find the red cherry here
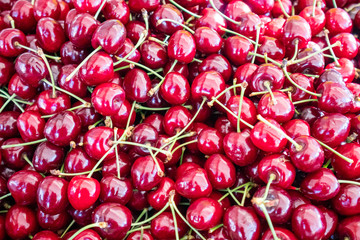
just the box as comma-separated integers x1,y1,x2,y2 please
10,0,36,33
36,209,71,231
36,17,65,53
102,0,130,24
151,4,184,35
194,27,222,54
84,126,119,160
123,68,151,103
167,30,196,63
199,54,232,82
0,28,27,57
160,72,190,105
191,70,225,102
204,154,236,189
250,64,285,92
68,13,99,48
224,36,253,66
330,33,358,59
261,227,297,240
128,0,159,12
258,91,295,123
2,138,32,170
58,64,87,98
37,90,71,115
332,184,360,216
17,110,45,142
283,119,310,139
162,105,192,136
127,230,154,240
68,175,100,210
72,0,103,15
283,15,311,50
325,8,352,36
33,230,61,240
332,143,360,180
147,177,179,211
197,128,223,155
131,155,164,191
338,216,360,239
64,147,97,178
140,40,168,69
150,212,188,240
325,58,355,84
5,205,38,239
299,6,325,36
91,82,125,116
195,8,227,35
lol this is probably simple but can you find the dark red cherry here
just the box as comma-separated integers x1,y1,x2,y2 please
197,128,223,155
0,55,14,86
57,64,87,98
91,203,132,240
2,138,32,169
150,212,188,240
331,33,358,59
123,68,151,103
7,170,43,205
99,176,132,205
167,30,196,64
160,72,190,105
204,154,236,189
258,36,285,63
44,111,81,147
37,90,71,115
128,0,159,12
195,8,227,35
250,64,284,92
151,4,183,35
33,230,61,240
0,28,27,57
15,52,48,87
224,36,253,67
299,106,325,125
338,215,360,239
154,135,182,167
258,91,295,123
194,27,222,54
283,15,311,49
10,0,36,33
68,204,96,227
163,59,188,77
215,116,236,136
289,135,324,173
64,147,97,177
63,229,101,240
130,123,158,156
318,206,338,240
127,230,153,240
5,205,38,240
283,119,310,139
131,155,164,191
140,40,168,69
331,143,360,180
68,13,99,48
325,8,352,36
265,18,285,39
332,183,360,216
258,154,296,189
68,175,100,210
147,177,179,211
223,205,260,240
33,0,60,21
175,167,212,199
317,81,353,114
311,113,350,148
37,209,70,231
191,70,225,102
8,73,37,99
300,168,340,201
91,82,125,116
17,110,45,142
186,197,223,230
325,57,355,84
111,99,135,129
103,0,130,24
36,17,65,53
283,73,314,102
163,105,192,136
261,227,297,240
91,19,126,54
57,0,69,21
37,176,68,214
126,20,147,44
72,0,103,15
250,118,287,153
79,51,114,86
127,189,149,211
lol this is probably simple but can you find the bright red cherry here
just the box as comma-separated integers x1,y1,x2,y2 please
150,212,188,240
33,0,60,21
160,72,190,105
167,30,196,63
258,91,295,123
224,36,253,67
283,15,311,49
0,28,27,57
330,33,358,59
175,167,212,199
204,154,236,189
68,176,100,210
191,70,225,102
36,17,65,53
17,110,45,142
103,0,130,24
123,68,151,103
331,143,360,180
147,177,179,211
325,8,352,36
10,0,36,33
5,205,38,240
250,64,285,92
332,184,360,216
91,82,125,116
72,0,103,15
131,155,164,191
151,4,184,35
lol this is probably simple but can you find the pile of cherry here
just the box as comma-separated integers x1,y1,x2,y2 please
1,0,360,239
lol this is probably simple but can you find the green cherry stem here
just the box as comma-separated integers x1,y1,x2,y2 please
289,39,299,62
41,103,91,118
1,138,47,149
157,19,195,34
37,48,56,98
0,193,11,201
168,0,201,18
171,140,197,154
219,27,257,45
93,0,107,20
247,52,281,67
338,180,360,186
227,187,242,206
236,83,247,132
275,0,290,18
251,25,261,64
131,203,170,227
292,98,318,105
0,94,32,105
0,93,16,113
68,222,108,240
209,0,240,26
61,220,75,238
51,168,102,176
316,140,354,164
311,0,317,16
324,29,340,66
259,204,280,240
14,42,61,61
170,203,180,240
249,86,293,97
126,226,151,235
207,83,245,107
209,224,224,234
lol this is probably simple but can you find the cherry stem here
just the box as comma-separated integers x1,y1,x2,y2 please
149,59,178,96
14,42,61,61
338,180,360,186
218,182,254,202
0,93,16,113
118,141,171,156
281,65,322,97
259,204,280,240
257,115,302,151
36,48,56,98
324,29,340,66
347,133,358,143
148,68,163,75
154,132,196,157
227,187,242,205
220,27,257,45
209,0,241,26
264,81,277,105
148,36,168,46
249,86,293,97
169,197,180,240
247,52,281,67
132,203,170,226
66,46,102,82
41,79,89,104
7,15,15,29
112,128,121,179
169,0,201,18
126,226,151,235
241,184,250,206
0,210,8,214
157,19,194,34
1,138,47,149
276,0,290,18
332,0,337,8
51,168,102,176
209,224,224,234
0,93,31,105
179,147,185,165
287,92,300,115
22,154,33,168
303,73,320,78
292,98,318,105
237,84,247,132
289,39,299,62
93,0,107,20
192,57,203,63
67,222,107,240
344,3,360,12
135,104,192,111
323,159,331,168
251,25,261,64
207,83,245,107
0,193,11,201
41,103,91,118
86,143,118,178
311,0,317,16
171,140,197,154
148,147,165,177
316,139,354,164
131,208,148,228
211,98,254,129
61,220,75,238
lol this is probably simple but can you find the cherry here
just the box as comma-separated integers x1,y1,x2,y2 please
224,36,253,67
197,128,223,155
126,20,147,44
64,147,97,177
325,8,352,36
147,177,179,211
58,65,86,96
215,116,236,136
257,36,285,63
223,205,260,240
186,197,223,230
331,143,360,180
127,230,154,240
37,209,70,231
99,176,132,205
162,105,192,136
0,28,27,57
123,68,151,103
258,154,296,189
283,15,311,50
5,205,38,240
68,13,99,48
127,189,149,211
32,142,63,173
37,176,68,214
191,70,225,102
128,0,159,12
103,0,130,24
0,55,14,86
332,183,360,216
325,57,355,84
33,0,60,21
283,73,314,102
91,202,132,240
17,110,45,142
250,64,284,92
204,153,236,189
347,83,360,113
195,8,227,35
36,17,65,53
244,0,274,15
111,99,136,129
283,119,310,139
167,30,196,64
299,6,325,36
272,0,292,18
10,0,36,33
151,4,183,35
68,204,96,227
14,52,47,87
159,72,190,105
33,230,61,240
163,59,189,77
312,113,350,148
317,82,354,114
130,123,158,156
63,229,101,240
2,138,32,169
68,175,100,210
252,186,292,224
199,54,232,83
194,27,222,54
72,0,103,15
150,212,188,240
91,82,125,116
140,40,168,69
131,155,164,191
331,33,358,59
318,206,338,240
36,90,71,115
7,169,43,205
265,18,285,39
338,216,360,239
175,166,212,199
258,91,295,123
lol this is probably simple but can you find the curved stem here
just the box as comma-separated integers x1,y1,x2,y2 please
131,203,170,227
157,19,194,34
316,140,354,164
312,0,317,17
251,25,261,64
41,103,90,118
338,180,360,186
170,203,180,240
220,27,257,45
126,226,151,235
0,94,32,105
257,115,302,151
276,0,290,18
264,81,277,105
0,93,16,113
86,143,118,178
169,0,201,18
324,29,339,66
292,98,318,105
0,193,11,201
1,138,47,149
68,222,107,240
259,204,280,240
149,148,165,177
51,168,102,176
289,39,299,62
209,0,241,26
249,87,293,97
171,140,197,154
37,48,56,98
207,83,245,107
262,174,276,201
247,52,281,67
148,36,168,46
237,85,246,132
209,224,224,234
94,0,107,20
218,182,254,202
14,42,61,61
227,188,242,205
22,155,34,168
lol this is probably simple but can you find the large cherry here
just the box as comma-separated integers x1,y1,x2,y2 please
317,81,353,114
258,91,295,123
17,110,45,142
36,17,65,53
167,30,196,64
332,183,360,216
0,28,27,57
331,143,360,180
191,70,225,102
224,36,253,67
103,0,130,24
226,95,257,129
283,15,311,49
147,177,179,211
160,72,190,105
32,142,64,174
5,205,38,239
36,90,71,115
204,153,236,189
122,68,151,103
150,4,183,35
15,52,48,87
131,155,164,191
162,105,192,136
68,175,100,210
64,147,97,177
338,216,360,239
91,82,125,116
84,126,119,160
2,138,32,169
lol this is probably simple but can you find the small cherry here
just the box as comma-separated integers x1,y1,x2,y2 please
204,153,236,189
160,72,190,105
122,68,151,103
91,82,125,116
131,155,164,191
68,175,100,210
103,0,130,24
167,30,196,64
162,105,192,136
261,227,297,240
17,110,45,142
33,230,61,240
36,90,71,115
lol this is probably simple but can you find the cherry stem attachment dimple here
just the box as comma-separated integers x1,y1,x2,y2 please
316,140,354,164
257,115,303,151
67,222,108,240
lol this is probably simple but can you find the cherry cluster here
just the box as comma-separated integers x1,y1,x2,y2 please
0,0,359,239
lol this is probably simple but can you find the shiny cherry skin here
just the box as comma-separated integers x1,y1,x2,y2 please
197,128,223,155
111,100,136,129
314,68,344,88
332,143,360,180
154,135,181,166
0,55,14,86
261,227,297,240
225,96,257,129
130,123,158,156
150,212,188,240
123,68,151,103
163,59,189,78
283,73,314,102
127,189,149,211
68,176,100,210
258,36,285,63
58,64,87,98
318,206,338,240
36,17,65,53
299,106,325,125
10,0,36,33
250,118,287,153
191,70,225,102
252,186,292,224
283,15,311,49
224,36,253,67
325,57,356,84
37,209,70,231
99,176,132,205
338,216,360,239
60,42,90,65
64,147,97,177
199,54,232,82
15,52,48,87
215,116,236,136
331,33,358,59
186,197,223,230
325,8,352,36
195,8,227,35
150,4,183,35
0,28,27,57
250,64,284,92
63,229,101,240
33,0,60,21
140,40,168,69
72,0,103,15
91,19,126,54
127,230,154,240
283,119,310,139
167,30,196,64
2,138,32,169
317,81,353,114
91,82,125,116
126,20,147,44
311,113,350,148
33,230,61,240
347,83,360,113
162,105,192,136
332,184,360,216
7,170,43,205
131,155,164,191
91,202,132,240
68,13,99,48
36,90,71,115
68,204,96,227
258,91,295,123
258,154,296,189
128,0,159,12
175,167,212,199
5,205,38,240
289,135,324,173
17,110,45,142
160,72,190,105
103,0,129,24
299,6,325,36
291,204,326,240
194,27,222,54
223,205,260,240
265,18,285,39
147,177,179,211
206,226,230,240
300,168,340,201
79,51,114,86
37,176,69,214
204,154,236,189
32,142,64,174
